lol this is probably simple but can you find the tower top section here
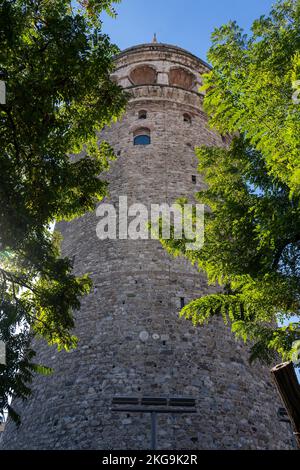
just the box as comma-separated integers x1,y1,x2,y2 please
115,42,211,74
112,43,210,110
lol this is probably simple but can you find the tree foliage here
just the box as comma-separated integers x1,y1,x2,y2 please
0,0,126,423
162,0,300,365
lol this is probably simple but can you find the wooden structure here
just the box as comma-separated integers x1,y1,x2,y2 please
271,362,300,448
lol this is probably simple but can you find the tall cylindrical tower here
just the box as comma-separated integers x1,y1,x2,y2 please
1,43,292,450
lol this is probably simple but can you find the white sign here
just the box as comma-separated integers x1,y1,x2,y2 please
292,80,300,105
0,81,6,104
0,341,5,365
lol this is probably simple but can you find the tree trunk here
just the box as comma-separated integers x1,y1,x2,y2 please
271,361,300,448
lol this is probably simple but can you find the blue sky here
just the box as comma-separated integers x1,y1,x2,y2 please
102,0,276,61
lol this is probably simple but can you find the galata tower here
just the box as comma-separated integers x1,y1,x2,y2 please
1,42,292,450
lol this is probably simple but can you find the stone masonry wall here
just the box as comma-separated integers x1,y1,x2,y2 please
1,43,293,450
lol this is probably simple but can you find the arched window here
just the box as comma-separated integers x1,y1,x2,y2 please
183,113,192,124
138,110,147,119
133,128,151,145
134,135,150,145
129,65,157,85
169,67,196,90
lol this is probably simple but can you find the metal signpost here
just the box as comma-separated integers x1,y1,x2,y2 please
111,396,197,450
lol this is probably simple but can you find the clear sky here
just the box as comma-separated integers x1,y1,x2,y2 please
102,0,276,61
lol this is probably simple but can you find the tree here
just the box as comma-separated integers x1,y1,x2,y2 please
161,0,300,365
0,0,126,423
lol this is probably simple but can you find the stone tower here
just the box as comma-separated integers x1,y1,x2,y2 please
1,43,292,450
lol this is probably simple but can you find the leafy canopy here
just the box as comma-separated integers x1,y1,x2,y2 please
0,0,126,423
162,0,300,365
